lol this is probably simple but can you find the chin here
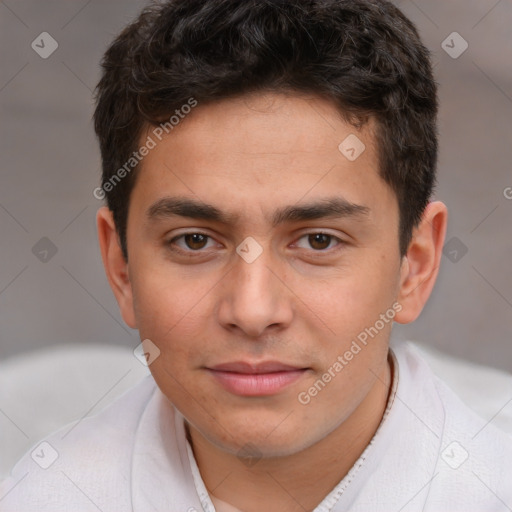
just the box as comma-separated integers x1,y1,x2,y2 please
200,417,325,460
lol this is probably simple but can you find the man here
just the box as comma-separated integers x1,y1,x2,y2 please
1,1,511,510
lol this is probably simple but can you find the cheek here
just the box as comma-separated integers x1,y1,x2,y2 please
309,261,399,339
301,252,399,398
130,272,214,390
131,262,211,333
133,278,206,409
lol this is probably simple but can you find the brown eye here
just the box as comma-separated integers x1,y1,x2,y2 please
183,233,209,250
308,233,333,250
294,232,342,252
166,231,222,258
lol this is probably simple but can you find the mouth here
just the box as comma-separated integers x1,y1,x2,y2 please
205,361,309,397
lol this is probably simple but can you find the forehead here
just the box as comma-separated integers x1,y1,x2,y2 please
143,92,375,167
129,92,396,229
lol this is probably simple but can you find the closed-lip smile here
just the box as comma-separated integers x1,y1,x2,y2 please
206,361,309,396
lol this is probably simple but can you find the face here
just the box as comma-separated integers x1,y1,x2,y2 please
120,92,405,457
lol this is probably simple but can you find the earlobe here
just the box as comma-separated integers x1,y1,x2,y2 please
394,201,448,324
96,206,137,329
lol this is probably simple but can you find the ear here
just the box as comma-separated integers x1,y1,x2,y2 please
394,201,448,324
96,206,137,329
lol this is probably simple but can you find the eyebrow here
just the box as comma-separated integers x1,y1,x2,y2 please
146,196,370,227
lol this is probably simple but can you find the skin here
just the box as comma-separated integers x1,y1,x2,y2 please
97,91,447,512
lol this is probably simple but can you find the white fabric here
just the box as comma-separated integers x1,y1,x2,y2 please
411,340,512,435
0,343,150,479
1,341,512,511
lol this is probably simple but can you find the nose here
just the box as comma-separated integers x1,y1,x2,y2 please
216,243,293,338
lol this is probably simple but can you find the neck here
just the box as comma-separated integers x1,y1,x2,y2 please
188,354,393,512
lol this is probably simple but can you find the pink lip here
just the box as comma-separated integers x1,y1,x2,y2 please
207,361,308,396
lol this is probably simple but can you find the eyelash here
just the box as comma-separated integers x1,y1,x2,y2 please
166,231,344,256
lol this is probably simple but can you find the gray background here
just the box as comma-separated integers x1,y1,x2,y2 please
0,0,511,371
